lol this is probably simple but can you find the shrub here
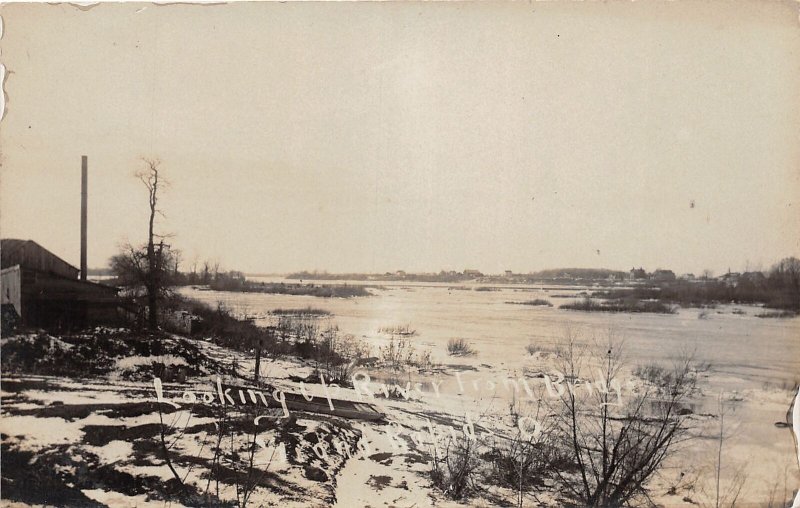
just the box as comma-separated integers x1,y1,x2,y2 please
522,299,552,307
270,307,331,316
220,282,370,298
0,329,222,379
508,299,553,307
378,324,416,336
314,325,370,385
560,297,675,314
484,429,562,505
447,338,476,357
412,348,434,370
551,331,697,506
430,432,481,500
379,336,416,370
525,343,559,358
755,310,798,318
560,298,604,312
633,362,674,387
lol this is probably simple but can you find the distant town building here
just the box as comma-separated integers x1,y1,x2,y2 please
719,271,741,287
651,269,676,282
1,239,123,331
739,271,766,286
504,270,513,277
463,269,483,278
629,267,648,280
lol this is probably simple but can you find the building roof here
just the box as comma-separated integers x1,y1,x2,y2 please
1,239,80,279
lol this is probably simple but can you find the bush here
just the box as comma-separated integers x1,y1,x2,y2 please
560,298,604,312
379,336,416,370
633,362,674,387
430,432,480,500
755,310,798,318
0,329,222,379
484,431,562,504
560,297,675,314
447,338,477,357
378,324,416,336
525,343,559,357
508,299,553,307
314,325,370,385
521,299,553,307
216,281,371,298
167,295,295,358
271,307,331,316
552,331,697,506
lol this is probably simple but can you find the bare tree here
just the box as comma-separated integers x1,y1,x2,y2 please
493,394,560,508
702,393,747,508
550,329,697,507
137,159,166,330
110,159,173,330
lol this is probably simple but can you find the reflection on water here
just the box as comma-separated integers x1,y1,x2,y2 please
179,280,800,390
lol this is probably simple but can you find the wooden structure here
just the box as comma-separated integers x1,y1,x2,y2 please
1,239,123,331
221,382,385,421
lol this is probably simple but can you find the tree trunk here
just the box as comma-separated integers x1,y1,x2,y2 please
254,338,262,383
146,167,159,330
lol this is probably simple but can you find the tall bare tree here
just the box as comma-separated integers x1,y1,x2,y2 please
110,159,173,330
138,159,166,329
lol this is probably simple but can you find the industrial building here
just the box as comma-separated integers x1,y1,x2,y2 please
1,239,122,331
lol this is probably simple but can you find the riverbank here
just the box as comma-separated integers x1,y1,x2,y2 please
3,315,796,507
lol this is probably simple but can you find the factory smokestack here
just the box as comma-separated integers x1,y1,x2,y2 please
81,155,88,281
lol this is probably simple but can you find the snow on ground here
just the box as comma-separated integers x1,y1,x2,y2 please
81,489,187,508
201,340,791,506
115,354,189,370
84,440,135,464
0,415,85,451
2,321,798,507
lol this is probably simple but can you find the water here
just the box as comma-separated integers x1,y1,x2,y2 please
179,279,800,390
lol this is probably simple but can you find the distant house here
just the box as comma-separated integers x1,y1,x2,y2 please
629,267,648,280
739,271,766,285
719,271,741,287
504,270,513,277
679,273,696,281
463,269,483,278
651,269,676,282
1,239,123,331
395,270,407,277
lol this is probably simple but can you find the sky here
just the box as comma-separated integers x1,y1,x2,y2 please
1,1,799,276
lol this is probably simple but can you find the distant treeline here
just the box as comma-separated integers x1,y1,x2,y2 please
594,258,799,311
562,298,675,314
106,263,370,298
287,268,633,283
526,268,628,280
208,273,370,298
286,270,480,282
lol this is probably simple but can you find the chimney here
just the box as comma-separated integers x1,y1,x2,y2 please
81,155,88,280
